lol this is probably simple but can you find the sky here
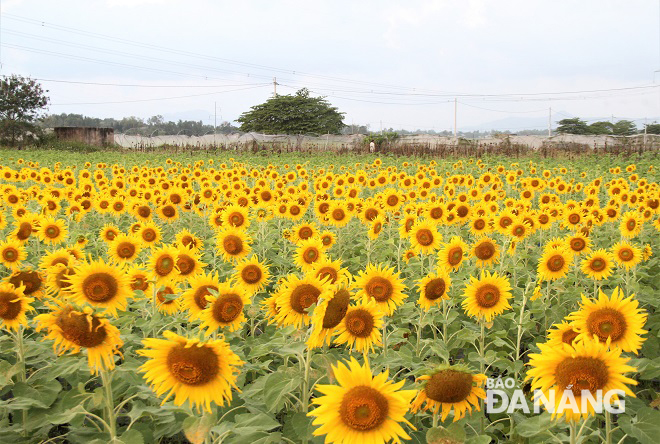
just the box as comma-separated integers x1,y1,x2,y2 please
2,0,660,132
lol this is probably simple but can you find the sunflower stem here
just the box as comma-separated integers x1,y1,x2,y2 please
100,368,117,440
15,326,28,437
605,411,612,444
479,321,486,435
432,411,439,427
301,345,313,444
416,308,425,357
514,285,529,380
569,420,577,444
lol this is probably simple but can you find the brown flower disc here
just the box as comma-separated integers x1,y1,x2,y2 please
229,212,244,227
45,225,60,239
155,255,175,276
0,291,22,320
241,265,262,285
222,235,243,256
176,255,195,275
298,227,314,240
166,344,219,386
162,205,176,218
424,278,446,301
16,222,32,241
587,308,627,342
303,247,320,264
570,238,586,252
142,229,157,242
365,277,393,302
56,309,107,348
212,294,243,323
290,284,320,314
339,386,389,431
425,370,474,403
322,289,351,328
547,255,565,272
475,242,496,260
447,247,463,266
316,267,338,284
589,258,606,272
9,271,42,296
2,247,18,263
193,285,217,310
345,309,374,338
561,328,580,345
82,273,118,303
364,208,378,221
137,206,151,218
332,209,346,221
556,357,609,397
475,284,500,308
117,242,136,259
415,229,433,246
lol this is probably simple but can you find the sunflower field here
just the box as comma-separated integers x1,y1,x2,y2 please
0,149,658,444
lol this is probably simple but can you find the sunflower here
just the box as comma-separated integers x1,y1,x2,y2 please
546,321,581,347
261,294,280,325
308,285,353,349
174,248,206,282
274,273,333,328
319,230,336,250
526,337,637,421
6,268,46,299
619,211,643,238
45,263,76,297
216,227,251,263
367,216,386,240
99,223,120,243
611,241,642,270
157,204,179,223
107,234,143,264
308,357,416,444
290,222,319,245
181,271,222,320
409,221,442,255
462,270,512,322
139,221,162,246
175,229,203,252
12,216,37,243
402,249,417,263
0,282,34,331
232,256,270,294
126,265,152,295
222,204,250,230
312,257,352,286
37,216,68,245
138,330,243,413
580,249,615,280
410,365,487,422
154,281,181,315
417,269,451,311
0,239,27,270
292,237,325,272
35,302,123,374
470,236,500,268
568,287,647,354
438,236,468,272
198,282,250,333
334,299,384,354
353,264,406,315
537,247,573,281
148,245,181,284
66,259,132,317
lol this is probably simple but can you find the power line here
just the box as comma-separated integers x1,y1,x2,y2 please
457,101,548,114
32,78,263,88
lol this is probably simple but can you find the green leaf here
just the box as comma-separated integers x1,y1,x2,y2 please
287,412,314,441
118,429,145,444
465,436,492,444
427,423,466,444
263,372,299,412
619,407,660,444
515,413,554,437
232,412,281,434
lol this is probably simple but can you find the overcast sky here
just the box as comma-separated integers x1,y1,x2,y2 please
2,0,660,132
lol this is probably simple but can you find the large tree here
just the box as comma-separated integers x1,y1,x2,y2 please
556,118,590,135
0,75,49,146
236,88,345,135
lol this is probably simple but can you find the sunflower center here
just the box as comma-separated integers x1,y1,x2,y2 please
587,308,627,342
241,265,262,284
138,206,151,218
513,226,525,237
387,196,398,207
339,386,389,431
155,256,174,276
56,267,75,289
56,309,107,348
82,273,118,303
416,229,433,246
213,294,243,323
290,284,321,313
590,258,606,272
0,291,22,320
2,247,18,261
223,235,243,255
457,206,469,218
318,203,330,214
316,267,338,284
9,272,42,296
475,242,496,260
561,328,580,345
156,286,175,304
131,276,149,291
618,248,633,261
556,357,609,397
46,226,60,238
332,209,345,221
344,309,374,337
176,255,195,275
142,229,157,242
229,213,244,227
499,217,512,228
166,344,219,386
194,285,217,310
425,370,474,403
162,206,176,218
547,254,565,272
364,208,378,221
626,220,636,230
475,284,500,308
571,239,586,252
321,235,332,246
117,242,136,259
321,289,351,329
303,247,319,264
474,219,486,230
17,222,32,240
448,247,463,266
298,227,313,240
105,230,117,241
365,277,393,302
430,208,443,219
425,278,446,301
568,213,580,224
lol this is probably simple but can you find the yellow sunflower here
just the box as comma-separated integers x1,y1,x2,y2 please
308,357,416,444
537,247,573,281
66,259,132,317
154,281,181,315
35,302,123,374
222,204,250,230
148,245,180,284
307,285,353,349
232,256,271,294
410,365,487,422
139,221,162,246
274,273,333,328
334,299,384,354
417,268,451,311
294,237,327,271
138,330,243,413
353,263,406,315
568,287,647,354
198,281,251,333
126,265,152,296
526,337,637,421
311,257,352,286
0,239,27,270
99,223,120,243
37,216,68,245
619,211,643,238
438,236,468,272
175,229,203,252
107,234,143,264
580,249,615,280
409,220,442,255
216,227,252,263
611,241,642,270
462,270,512,322
546,321,581,347
5,268,46,299
0,282,34,331
181,271,222,320
470,236,500,268
174,248,206,282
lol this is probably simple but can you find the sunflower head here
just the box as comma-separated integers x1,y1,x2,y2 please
354,263,406,315
0,282,34,331
417,268,451,311
462,270,512,322
66,259,132,317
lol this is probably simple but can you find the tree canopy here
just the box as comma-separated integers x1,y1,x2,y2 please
236,88,345,135
0,75,49,146
556,117,638,135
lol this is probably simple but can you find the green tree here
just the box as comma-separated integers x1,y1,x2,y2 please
588,121,614,135
237,88,345,135
556,118,590,135
644,122,660,134
0,75,49,146
612,120,637,136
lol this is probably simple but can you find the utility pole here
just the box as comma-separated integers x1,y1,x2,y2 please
214,102,217,133
454,98,457,138
548,107,552,137
644,117,648,148
273,77,277,96
380,120,383,135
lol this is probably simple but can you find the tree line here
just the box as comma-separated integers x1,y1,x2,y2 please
555,118,659,135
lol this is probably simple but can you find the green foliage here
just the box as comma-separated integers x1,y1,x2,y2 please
364,131,400,146
644,122,660,134
612,119,637,135
237,88,345,135
556,118,590,135
557,117,638,135
0,74,49,146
